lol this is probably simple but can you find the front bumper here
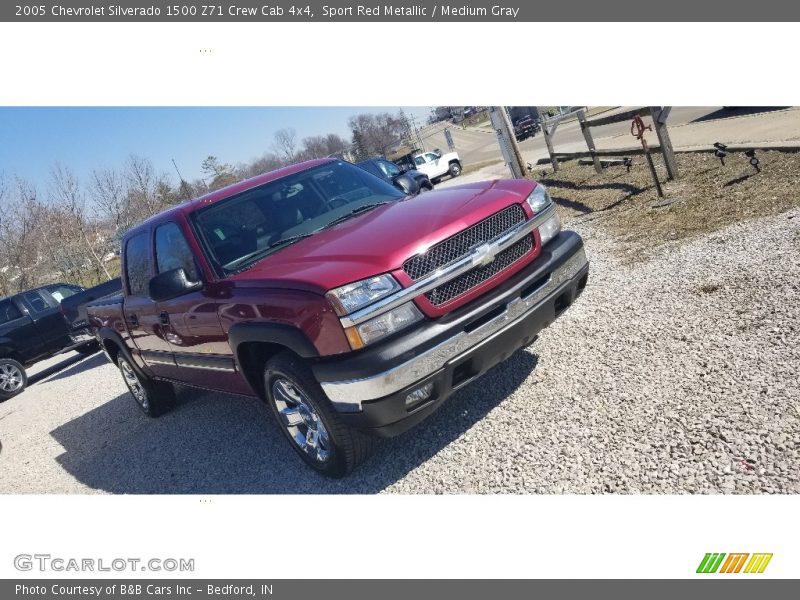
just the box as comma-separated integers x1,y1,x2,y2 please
313,230,589,437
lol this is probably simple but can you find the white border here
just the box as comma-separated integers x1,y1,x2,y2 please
1,23,799,105
1,20,798,580
0,495,796,578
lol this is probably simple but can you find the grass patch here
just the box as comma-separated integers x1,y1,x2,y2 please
534,151,800,261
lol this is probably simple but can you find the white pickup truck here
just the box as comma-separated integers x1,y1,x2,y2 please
412,150,462,182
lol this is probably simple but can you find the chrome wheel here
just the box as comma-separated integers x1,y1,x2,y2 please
271,378,331,464
0,363,23,393
120,358,149,410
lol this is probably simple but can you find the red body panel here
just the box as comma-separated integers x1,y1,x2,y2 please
92,159,544,397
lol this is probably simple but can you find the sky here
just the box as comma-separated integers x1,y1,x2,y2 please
0,106,433,192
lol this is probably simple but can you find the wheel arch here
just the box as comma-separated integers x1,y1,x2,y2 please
228,322,319,400
95,328,136,370
0,345,22,364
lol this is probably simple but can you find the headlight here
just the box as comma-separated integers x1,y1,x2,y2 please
526,183,552,214
344,303,423,349
326,274,400,316
538,211,561,246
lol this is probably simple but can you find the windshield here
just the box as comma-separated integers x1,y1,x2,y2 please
191,161,405,275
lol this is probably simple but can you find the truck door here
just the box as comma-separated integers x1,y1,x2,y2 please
0,298,44,364
424,152,442,177
16,290,71,356
152,221,248,394
122,229,182,379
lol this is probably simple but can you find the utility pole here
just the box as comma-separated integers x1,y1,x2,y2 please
407,113,425,151
489,106,526,179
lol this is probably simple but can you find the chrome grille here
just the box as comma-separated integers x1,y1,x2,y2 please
425,235,533,306
403,204,527,281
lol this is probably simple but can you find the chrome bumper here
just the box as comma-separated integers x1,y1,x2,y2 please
320,245,588,409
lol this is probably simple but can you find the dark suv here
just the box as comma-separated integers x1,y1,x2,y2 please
356,158,433,193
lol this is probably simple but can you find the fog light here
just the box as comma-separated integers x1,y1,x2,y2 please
538,211,561,245
405,383,434,408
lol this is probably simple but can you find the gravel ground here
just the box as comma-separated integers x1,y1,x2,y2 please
0,208,798,494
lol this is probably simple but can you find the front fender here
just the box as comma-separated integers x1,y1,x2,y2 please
228,321,319,360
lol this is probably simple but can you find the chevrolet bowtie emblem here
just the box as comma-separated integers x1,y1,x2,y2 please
473,243,499,268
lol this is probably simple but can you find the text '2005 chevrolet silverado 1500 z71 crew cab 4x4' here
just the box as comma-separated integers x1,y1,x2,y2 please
87,159,589,477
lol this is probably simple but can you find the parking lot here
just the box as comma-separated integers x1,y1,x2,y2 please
1,200,797,494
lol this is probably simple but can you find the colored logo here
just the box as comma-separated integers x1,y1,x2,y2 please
697,553,773,574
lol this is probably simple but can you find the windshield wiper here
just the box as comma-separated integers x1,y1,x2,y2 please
267,232,316,249
223,233,316,272
320,202,390,230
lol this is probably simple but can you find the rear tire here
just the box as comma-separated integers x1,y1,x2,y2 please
117,355,175,417
449,162,462,178
0,358,27,401
264,351,375,478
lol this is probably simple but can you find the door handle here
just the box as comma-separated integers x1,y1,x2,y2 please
159,312,170,325
127,314,139,327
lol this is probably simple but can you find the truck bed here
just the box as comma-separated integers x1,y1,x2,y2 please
61,278,122,332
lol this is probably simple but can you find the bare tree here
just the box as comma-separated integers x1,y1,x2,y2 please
298,135,329,159
125,154,160,217
273,128,298,162
0,176,46,293
49,164,111,281
324,133,349,156
242,152,286,178
90,167,133,235
348,111,407,158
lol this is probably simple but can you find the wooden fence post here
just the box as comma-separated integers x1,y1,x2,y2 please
650,106,679,180
578,110,603,173
542,120,559,172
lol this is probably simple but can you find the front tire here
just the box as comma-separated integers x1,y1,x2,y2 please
117,355,175,417
0,358,27,401
264,351,375,478
449,161,462,178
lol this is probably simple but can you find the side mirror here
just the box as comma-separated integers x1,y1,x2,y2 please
393,174,421,195
149,268,202,302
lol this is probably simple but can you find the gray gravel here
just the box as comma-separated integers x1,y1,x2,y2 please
1,208,798,494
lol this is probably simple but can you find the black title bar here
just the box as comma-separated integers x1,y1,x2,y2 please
4,580,800,600
4,1,800,21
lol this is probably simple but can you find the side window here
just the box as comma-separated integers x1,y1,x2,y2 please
361,162,382,178
414,156,425,166
22,291,51,314
378,161,401,178
47,285,81,302
0,299,23,325
155,222,199,280
425,152,438,162
125,231,152,297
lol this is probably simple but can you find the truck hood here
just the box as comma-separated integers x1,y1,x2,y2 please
229,178,536,294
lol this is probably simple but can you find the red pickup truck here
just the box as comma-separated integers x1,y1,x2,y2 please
87,159,588,477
